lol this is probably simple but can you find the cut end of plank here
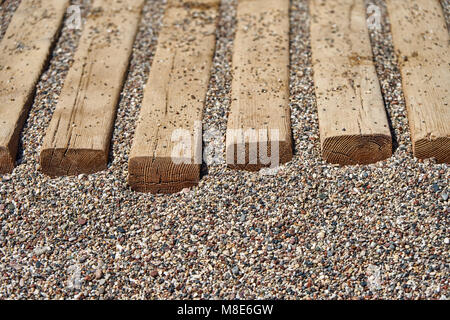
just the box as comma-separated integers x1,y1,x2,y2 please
226,140,293,172
414,137,450,164
0,146,14,174
128,157,200,194
322,134,392,165
40,148,108,177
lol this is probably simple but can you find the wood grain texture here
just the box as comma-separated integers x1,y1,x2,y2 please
310,0,392,165
128,0,219,194
40,0,144,176
0,0,69,174
226,0,292,171
386,0,449,163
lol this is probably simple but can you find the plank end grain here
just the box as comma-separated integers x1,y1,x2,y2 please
414,137,450,164
128,157,200,194
226,136,293,171
0,146,14,174
40,148,107,177
322,134,392,165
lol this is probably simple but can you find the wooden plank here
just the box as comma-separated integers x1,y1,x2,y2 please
309,0,392,165
40,0,144,176
0,0,69,174
128,0,219,193
386,0,450,163
225,0,292,171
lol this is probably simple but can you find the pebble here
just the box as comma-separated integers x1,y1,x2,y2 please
33,246,51,256
150,270,159,278
95,269,103,280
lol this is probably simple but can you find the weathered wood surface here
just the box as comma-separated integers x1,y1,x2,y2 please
40,0,144,176
225,0,292,171
128,0,219,193
386,0,449,163
309,0,392,165
0,0,69,174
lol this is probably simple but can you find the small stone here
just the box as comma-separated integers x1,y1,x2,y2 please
95,269,103,279
150,270,158,278
318,193,327,200
442,193,448,201
117,226,126,233
317,231,325,239
33,246,51,256
77,217,87,225
231,266,239,276
444,238,449,245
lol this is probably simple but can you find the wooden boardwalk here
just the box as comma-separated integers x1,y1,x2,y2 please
0,0,448,193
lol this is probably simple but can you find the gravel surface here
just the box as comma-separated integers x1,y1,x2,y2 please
0,0,448,300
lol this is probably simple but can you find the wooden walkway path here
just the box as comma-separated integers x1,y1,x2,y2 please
0,0,448,193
